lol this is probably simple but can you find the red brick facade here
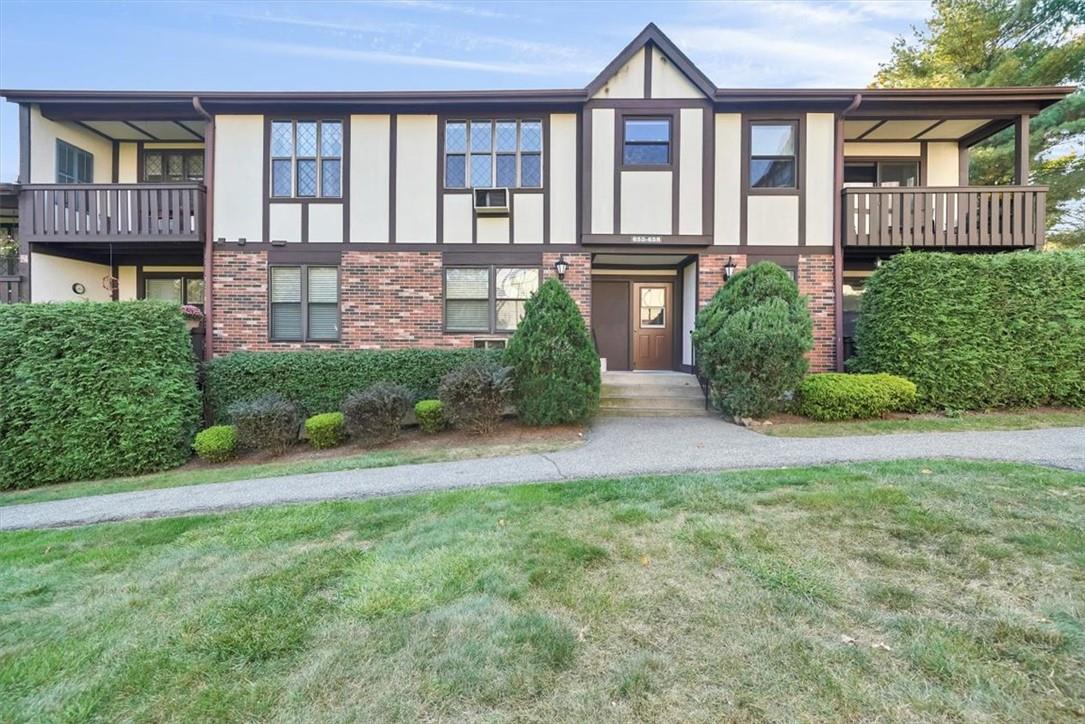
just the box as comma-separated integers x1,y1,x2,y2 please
212,248,593,357
798,254,836,372
697,253,747,309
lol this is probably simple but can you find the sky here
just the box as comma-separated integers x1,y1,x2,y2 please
0,0,935,181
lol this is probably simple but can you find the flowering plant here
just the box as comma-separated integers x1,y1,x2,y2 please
0,233,17,259
180,304,204,321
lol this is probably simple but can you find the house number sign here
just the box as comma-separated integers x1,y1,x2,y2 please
630,235,662,243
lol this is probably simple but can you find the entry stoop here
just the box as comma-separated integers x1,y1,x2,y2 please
599,371,711,417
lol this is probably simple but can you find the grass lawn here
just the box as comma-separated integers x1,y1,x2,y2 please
762,407,1085,437
0,422,583,508
2,460,1083,722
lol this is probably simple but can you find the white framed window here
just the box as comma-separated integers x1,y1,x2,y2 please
270,120,343,198
444,119,542,189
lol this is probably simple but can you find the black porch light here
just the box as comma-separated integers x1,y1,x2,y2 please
554,254,569,281
723,256,737,281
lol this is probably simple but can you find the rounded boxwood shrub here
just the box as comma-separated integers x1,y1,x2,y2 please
342,382,412,445
798,373,917,421
414,400,445,434
228,394,301,456
692,262,813,419
305,412,345,450
0,301,201,488
439,360,513,435
505,278,600,425
194,425,237,463
851,250,1085,410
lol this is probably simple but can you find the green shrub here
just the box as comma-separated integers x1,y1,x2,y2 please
228,394,301,456
505,278,600,425
305,412,345,450
851,250,1085,410
692,262,813,419
204,348,500,423
414,400,445,434
439,360,514,435
798,373,917,421
194,425,238,463
342,382,412,445
0,301,201,489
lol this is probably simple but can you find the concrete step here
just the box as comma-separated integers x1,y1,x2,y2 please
598,407,713,418
601,384,704,399
600,395,708,411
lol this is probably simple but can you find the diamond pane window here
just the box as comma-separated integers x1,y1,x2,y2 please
271,121,294,157
496,154,517,187
321,159,341,198
272,159,292,197
520,121,541,152
470,121,492,153
521,154,541,188
187,155,204,180
296,122,318,157
297,159,317,197
145,153,163,178
445,122,467,153
167,155,184,178
470,154,492,188
446,155,466,188
495,122,517,152
320,121,342,157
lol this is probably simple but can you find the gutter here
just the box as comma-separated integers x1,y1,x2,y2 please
192,96,214,364
833,93,861,371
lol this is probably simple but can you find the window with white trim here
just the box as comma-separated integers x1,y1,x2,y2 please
270,120,342,198
270,266,340,341
444,120,542,189
445,266,540,332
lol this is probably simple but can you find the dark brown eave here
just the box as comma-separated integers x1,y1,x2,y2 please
585,22,717,99
714,85,1076,114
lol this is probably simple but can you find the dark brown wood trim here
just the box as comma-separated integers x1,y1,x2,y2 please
18,104,31,183
508,190,515,243
798,115,807,245
672,110,681,235
122,120,157,141
920,142,929,186
267,247,342,264
136,140,145,182
701,105,715,240
582,106,593,235
575,108,584,243
833,113,844,371
1014,114,1029,184
111,141,119,183
300,203,309,243
341,117,350,242
262,117,270,242
584,233,711,246
436,114,445,244
740,114,804,245
959,144,970,186
389,114,397,243
643,41,653,98
542,113,551,243
959,118,1014,148
613,111,621,233
172,120,204,140
219,239,835,254
443,250,541,265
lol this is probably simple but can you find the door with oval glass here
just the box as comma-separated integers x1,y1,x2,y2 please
633,282,672,370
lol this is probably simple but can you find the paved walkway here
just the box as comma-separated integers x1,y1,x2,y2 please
2,418,1082,530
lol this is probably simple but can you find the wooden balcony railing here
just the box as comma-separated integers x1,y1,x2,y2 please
843,186,1047,248
19,183,205,244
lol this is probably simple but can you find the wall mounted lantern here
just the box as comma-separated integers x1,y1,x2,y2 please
723,256,737,281
554,255,569,281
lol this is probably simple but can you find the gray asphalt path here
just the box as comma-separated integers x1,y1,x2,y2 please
2,418,1082,531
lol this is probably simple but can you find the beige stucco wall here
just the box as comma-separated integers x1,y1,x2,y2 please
651,47,703,99
747,196,800,245
476,215,509,244
620,171,672,234
117,265,137,300
513,193,544,244
549,113,577,244
591,108,616,234
678,108,703,235
213,115,264,241
30,253,111,302
395,115,438,243
926,141,960,185
805,113,835,246
29,105,112,183
442,194,472,243
117,142,138,183
592,48,645,99
713,113,742,245
350,114,390,242
269,204,302,243
308,203,343,243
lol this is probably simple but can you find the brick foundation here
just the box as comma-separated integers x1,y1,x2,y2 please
212,248,593,356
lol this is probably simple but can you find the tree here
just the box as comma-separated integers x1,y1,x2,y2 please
505,279,600,425
692,263,812,420
874,0,1085,246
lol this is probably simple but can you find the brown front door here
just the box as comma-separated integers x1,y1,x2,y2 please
633,283,672,370
591,280,631,371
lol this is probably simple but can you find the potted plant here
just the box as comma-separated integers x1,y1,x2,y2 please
0,233,17,275
181,304,204,330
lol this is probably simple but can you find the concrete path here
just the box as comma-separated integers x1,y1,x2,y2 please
2,418,1082,531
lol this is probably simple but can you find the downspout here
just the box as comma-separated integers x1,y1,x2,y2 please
192,96,214,363
833,93,861,371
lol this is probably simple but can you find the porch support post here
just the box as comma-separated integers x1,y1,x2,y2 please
832,113,845,371
193,97,215,362
958,144,970,186
1014,114,1030,185
17,104,32,302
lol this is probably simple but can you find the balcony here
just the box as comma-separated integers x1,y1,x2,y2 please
842,186,1046,249
19,183,205,244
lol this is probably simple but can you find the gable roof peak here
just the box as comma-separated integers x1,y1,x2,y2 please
586,23,717,98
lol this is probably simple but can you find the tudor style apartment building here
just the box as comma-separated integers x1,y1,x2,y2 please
1,25,1073,371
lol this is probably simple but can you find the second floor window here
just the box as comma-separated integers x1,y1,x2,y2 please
56,140,93,184
749,122,798,189
270,266,340,341
271,120,342,199
143,150,204,183
445,120,542,189
623,118,671,166
844,161,918,188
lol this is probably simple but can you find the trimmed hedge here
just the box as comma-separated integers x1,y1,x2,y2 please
229,394,301,456
851,251,1085,410
194,425,238,463
439,360,513,435
305,412,345,450
505,278,600,425
414,400,445,434
342,382,412,445
798,373,917,421
205,348,501,422
0,301,201,488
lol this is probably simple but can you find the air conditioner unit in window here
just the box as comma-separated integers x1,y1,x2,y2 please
473,187,510,216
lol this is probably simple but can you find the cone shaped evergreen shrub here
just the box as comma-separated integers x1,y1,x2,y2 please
505,279,600,426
